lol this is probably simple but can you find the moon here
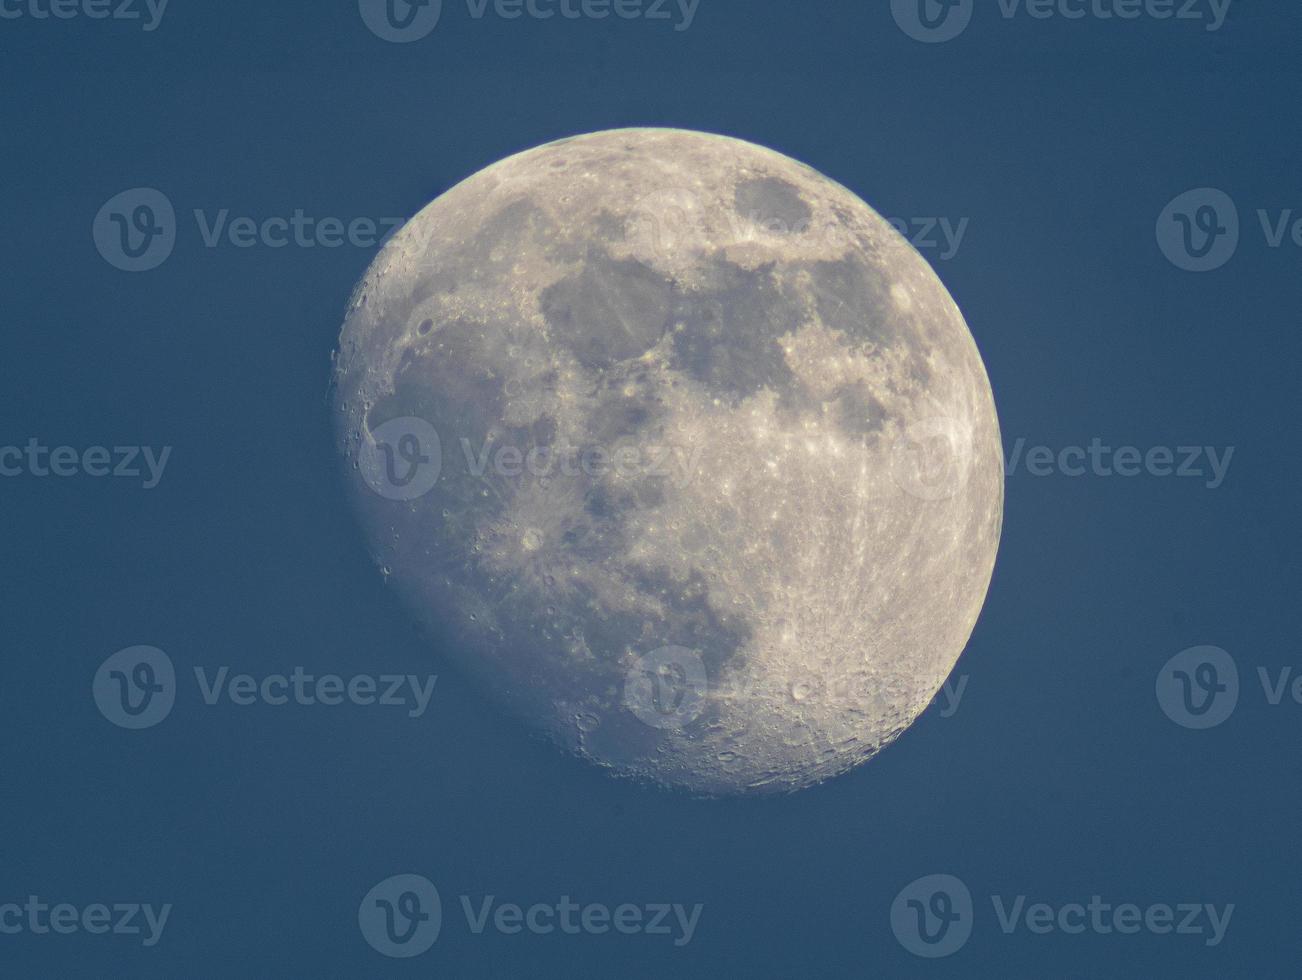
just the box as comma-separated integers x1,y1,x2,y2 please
331,128,1002,796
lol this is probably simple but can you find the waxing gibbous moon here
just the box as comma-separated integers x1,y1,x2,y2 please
332,128,1002,796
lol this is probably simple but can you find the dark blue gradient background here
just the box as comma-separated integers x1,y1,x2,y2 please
2,2,1299,976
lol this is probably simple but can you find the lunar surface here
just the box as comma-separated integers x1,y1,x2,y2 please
332,129,1002,795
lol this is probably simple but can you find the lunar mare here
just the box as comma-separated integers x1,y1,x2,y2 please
332,129,1002,795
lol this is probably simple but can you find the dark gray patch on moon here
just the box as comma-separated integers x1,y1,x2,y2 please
734,176,813,233
669,256,798,403
806,255,907,350
540,249,675,369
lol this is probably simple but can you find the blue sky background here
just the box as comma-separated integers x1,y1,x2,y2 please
2,1,1299,976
